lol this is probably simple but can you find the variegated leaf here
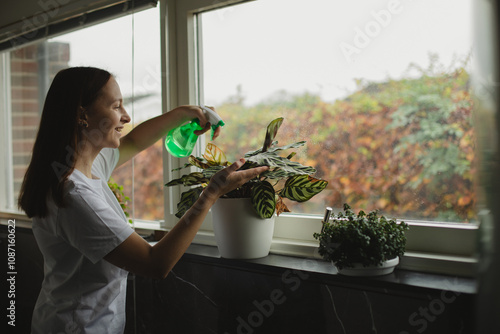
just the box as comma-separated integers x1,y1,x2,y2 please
171,155,209,172
203,143,227,166
164,176,185,187
245,141,305,157
246,152,316,178
245,141,278,157
269,141,305,153
261,169,291,179
165,172,209,187
175,187,203,218
171,162,195,172
262,117,284,153
202,165,225,179
281,175,328,202
251,181,276,219
189,155,210,169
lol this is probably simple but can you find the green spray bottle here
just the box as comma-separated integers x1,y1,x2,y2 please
165,106,225,158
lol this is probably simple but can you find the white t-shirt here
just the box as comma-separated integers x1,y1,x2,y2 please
32,148,134,334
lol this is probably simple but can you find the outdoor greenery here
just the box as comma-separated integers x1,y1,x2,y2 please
108,178,133,224
112,58,475,223
164,118,328,219
212,58,475,222
313,203,409,270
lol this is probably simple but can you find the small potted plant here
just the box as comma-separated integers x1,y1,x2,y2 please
313,203,409,276
108,178,133,225
166,117,328,259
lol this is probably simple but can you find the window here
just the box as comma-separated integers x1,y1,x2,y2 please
0,0,479,276
0,5,162,223
200,0,475,223
164,0,478,276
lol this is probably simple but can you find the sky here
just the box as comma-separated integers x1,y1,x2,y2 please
52,0,473,119
201,0,473,106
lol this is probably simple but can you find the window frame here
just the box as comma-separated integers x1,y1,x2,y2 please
160,0,478,277
0,0,479,277
0,52,14,211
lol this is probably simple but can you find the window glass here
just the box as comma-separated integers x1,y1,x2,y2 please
4,6,162,221
200,0,475,223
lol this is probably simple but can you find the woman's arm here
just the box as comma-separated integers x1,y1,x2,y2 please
117,105,216,167
104,159,268,279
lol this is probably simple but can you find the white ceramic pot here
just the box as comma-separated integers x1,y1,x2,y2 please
335,257,399,276
212,197,275,259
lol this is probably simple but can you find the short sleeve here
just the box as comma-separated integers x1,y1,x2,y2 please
92,148,120,181
57,185,133,264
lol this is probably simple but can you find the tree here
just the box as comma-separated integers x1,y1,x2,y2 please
112,58,476,222
215,59,475,221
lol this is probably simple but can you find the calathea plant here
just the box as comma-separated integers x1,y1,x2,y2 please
165,117,328,219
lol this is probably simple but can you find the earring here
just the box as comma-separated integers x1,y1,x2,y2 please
78,108,88,128
78,119,88,128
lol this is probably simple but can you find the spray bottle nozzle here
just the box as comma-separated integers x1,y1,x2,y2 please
200,105,225,140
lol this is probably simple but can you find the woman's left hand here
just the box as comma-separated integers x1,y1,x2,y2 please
204,158,269,201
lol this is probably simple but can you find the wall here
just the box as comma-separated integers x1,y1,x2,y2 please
0,225,475,334
130,252,475,334
9,41,69,201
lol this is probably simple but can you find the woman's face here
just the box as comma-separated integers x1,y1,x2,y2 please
85,76,130,149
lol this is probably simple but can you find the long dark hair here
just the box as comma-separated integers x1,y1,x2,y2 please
18,67,112,218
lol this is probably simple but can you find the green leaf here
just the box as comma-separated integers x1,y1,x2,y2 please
171,162,194,172
262,117,284,153
251,181,276,219
245,141,305,157
202,165,225,178
281,175,328,202
244,141,277,157
269,141,306,153
175,187,203,218
188,155,210,169
165,172,209,187
246,151,316,178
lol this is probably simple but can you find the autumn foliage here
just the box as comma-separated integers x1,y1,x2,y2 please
213,64,476,222
112,62,476,223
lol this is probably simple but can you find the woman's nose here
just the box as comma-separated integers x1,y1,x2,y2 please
121,109,131,124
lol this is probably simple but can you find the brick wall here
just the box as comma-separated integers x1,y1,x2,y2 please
10,41,69,200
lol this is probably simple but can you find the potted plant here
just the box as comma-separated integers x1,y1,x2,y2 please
165,117,328,259
108,178,133,225
313,203,409,276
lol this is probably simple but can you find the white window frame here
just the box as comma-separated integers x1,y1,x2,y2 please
0,52,14,212
159,0,479,277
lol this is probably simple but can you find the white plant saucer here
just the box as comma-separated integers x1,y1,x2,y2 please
335,257,400,276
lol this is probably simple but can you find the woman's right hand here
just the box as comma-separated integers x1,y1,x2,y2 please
204,158,268,201
170,105,216,138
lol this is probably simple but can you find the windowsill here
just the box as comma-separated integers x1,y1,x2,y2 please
151,242,477,296
142,217,478,278
1,215,478,291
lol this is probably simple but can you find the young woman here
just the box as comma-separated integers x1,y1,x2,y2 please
18,67,267,333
